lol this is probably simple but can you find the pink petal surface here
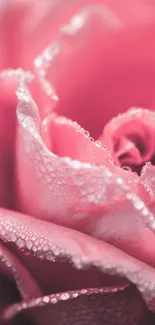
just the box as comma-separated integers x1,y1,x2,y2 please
0,0,30,69
39,111,155,268
35,3,155,138
1,0,90,69
15,75,155,270
2,0,155,70
1,2,155,324
0,72,17,208
41,113,113,164
0,207,154,324
141,164,155,202
0,208,155,312
11,250,127,296
20,0,93,70
0,70,32,209
15,78,139,221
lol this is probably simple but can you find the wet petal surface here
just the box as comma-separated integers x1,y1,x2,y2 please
4,286,155,325
0,208,155,313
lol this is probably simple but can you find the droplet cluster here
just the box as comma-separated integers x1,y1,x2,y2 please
0,215,155,311
6,284,127,316
13,29,155,316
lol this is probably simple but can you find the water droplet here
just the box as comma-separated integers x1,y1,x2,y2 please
43,244,50,252
53,247,60,256
44,175,52,183
80,289,88,294
60,293,70,301
134,200,144,210
126,192,133,200
84,130,90,137
142,208,148,216
72,292,79,298
16,238,25,248
72,256,84,269
87,194,95,203
44,251,55,261
95,141,102,147
46,164,54,172
151,220,155,230
9,233,16,242
34,240,39,246
1,228,6,236
31,236,36,241
43,296,50,303
26,240,33,250
116,177,123,185
33,246,37,252
50,297,57,304
122,166,131,172
73,176,83,186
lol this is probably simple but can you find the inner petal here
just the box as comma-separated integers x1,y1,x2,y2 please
99,108,155,174
115,137,143,166
35,5,155,138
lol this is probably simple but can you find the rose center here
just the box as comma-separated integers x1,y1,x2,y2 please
99,109,155,175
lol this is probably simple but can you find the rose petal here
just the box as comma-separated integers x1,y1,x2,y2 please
141,164,155,202
0,71,17,208
3,286,155,325
1,0,113,70
1,208,155,311
2,0,155,69
41,113,113,165
16,78,144,228
0,242,41,300
0,234,41,324
0,274,32,324
35,3,155,138
0,69,32,208
0,0,31,69
99,108,155,170
19,0,92,70
15,78,155,270
40,113,155,270
0,274,21,315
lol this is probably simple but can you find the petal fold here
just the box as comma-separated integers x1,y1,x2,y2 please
3,286,155,325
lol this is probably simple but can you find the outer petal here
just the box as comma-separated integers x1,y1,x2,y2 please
0,208,155,313
0,70,32,209
15,74,155,270
15,77,142,223
0,0,87,69
4,286,155,325
0,243,41,300
35,3,155,137
0,0,111,70
1,0,155,69
0,234,41,324
0,0,30,69
0,274,30,325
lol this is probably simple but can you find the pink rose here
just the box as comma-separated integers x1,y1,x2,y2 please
1,0,155,324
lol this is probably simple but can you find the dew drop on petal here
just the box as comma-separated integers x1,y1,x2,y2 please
59,293,70,301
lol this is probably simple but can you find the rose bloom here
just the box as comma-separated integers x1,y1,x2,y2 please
1,0,155,324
